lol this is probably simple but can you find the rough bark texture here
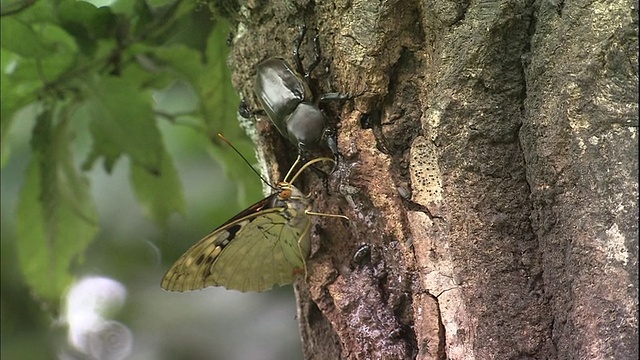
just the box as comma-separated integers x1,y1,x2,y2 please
226,0,638,359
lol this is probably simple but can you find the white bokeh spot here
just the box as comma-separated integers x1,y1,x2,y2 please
64,276,132,360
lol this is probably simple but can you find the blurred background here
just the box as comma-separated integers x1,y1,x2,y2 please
1,0,305,359
1,112,304,360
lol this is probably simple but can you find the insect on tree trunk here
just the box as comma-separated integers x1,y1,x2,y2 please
227,0,638,359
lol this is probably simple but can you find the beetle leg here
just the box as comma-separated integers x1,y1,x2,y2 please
321,171,330,192
319,92,352,103
323,127,341,172
296,143,332,189
360,110,392,154
309,163,331,192
293,25,321,79
238,99,267,120
293,25,307,75
305,32,321,79
238,98,254,118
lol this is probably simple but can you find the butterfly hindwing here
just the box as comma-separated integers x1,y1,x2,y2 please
208,212,311,292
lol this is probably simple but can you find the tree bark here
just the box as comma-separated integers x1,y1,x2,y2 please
228,0,638,359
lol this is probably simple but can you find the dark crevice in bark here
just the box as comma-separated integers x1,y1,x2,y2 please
429,292,448,360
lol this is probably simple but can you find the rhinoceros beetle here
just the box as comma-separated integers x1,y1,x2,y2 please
251,26,350,167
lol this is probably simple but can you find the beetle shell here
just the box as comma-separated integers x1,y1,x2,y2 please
254,57,328,152
255,58,307,117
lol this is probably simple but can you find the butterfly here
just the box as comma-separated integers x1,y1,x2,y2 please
161,155,346,292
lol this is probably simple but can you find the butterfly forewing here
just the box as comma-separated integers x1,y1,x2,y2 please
161,187,313,292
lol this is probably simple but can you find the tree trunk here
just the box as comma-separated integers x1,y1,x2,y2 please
228,0,638,359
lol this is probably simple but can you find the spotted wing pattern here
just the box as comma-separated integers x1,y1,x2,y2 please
161,196,312,293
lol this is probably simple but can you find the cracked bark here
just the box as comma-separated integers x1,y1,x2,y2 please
225,0,638,358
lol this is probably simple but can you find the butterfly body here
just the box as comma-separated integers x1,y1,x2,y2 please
161,182,313,293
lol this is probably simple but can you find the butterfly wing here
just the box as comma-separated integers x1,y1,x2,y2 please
161,195,312,292
208,210,312,292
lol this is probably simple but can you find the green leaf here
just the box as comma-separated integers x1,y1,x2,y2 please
16,109,98,305
57,0,118,56
150,21,261,203
108,0,138,16
0,17,52,58
130,148,185,225
200,20,239,134
81,76,164,173
7,24,78,83
150,2,213,54
145,0,180,8
152,21,240,137
1,51,39,168
9,0,56,24
1,21,77,168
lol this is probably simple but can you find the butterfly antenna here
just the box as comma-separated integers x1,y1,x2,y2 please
288,157,334,184
283,154,303,182
217,133,275,190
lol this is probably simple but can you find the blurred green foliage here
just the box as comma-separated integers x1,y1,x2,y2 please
1,0,262,322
